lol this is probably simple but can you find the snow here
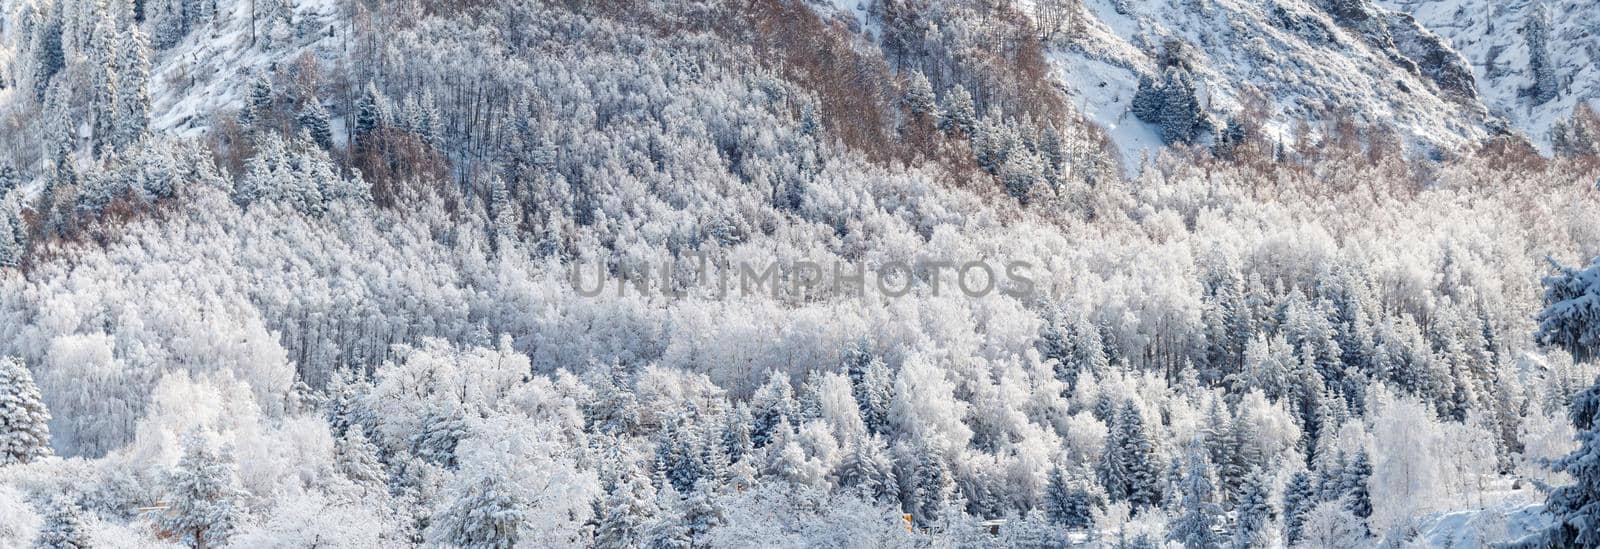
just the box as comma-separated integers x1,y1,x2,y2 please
1052,53,1163,175
1378,0,1600,152
149,0,345,138
1032,0,1502,162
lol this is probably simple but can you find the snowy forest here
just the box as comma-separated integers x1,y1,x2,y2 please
1,0,1599,546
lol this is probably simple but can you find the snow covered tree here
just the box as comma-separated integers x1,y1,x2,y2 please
903,70,938,119
939,84,976,135
1043,465,1097,529
114,27,151,150
240,76,274,130
1536,256,1600,362
750,374,796,448
1341,449,1372,531
848,349,894,437
1132,66,1204,145
428,475,525,548
1232,466,1273,549
0,357,50,466
1098,400,1162,510
159,433,243,549
1131,73,1163,123
836,434,897,504
597,467,658,548
999,509,1067,548
1282,470,1316,547
335,428,386,491
297,96,334,150
33,499,90,549
411,404,468,469
905,444,955,526
354,82,385,145
1524,3,1558,105
1532,377,1600,548
1298,501,1366,548
1168,442,1222,548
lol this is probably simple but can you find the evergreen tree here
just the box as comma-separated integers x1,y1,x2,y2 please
33,5,65,101
837,433,897,504
90,20,120,157
720,404,754,464
411,405,468,469
1524,4,1558,105
680,479,725,545
597,467,658,548
1341,449,1373,531
1282,470,1316,547
1232,467,1273,549
429,475,524,548
1131,73,1163,123
33,499,91,549
0,356,52,465
749,374,796,448
160,433,243,549
1536,256,1600,362
939,84,976,135
906,444,954,526
1098,400,1162,510
852,354,894,437
240,76,274,130
114,27,152,150
354,82,385,145
1533,377,1600,548
335,428,386,490
903,70,938,119
1168,442,1222,548
1043,465,1097,529
297,96,334,150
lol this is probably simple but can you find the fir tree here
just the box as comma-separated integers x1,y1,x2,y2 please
907,445,954,526
354,82,385,145
597,467,658,548
1043,465,1097,529
1533,377,1600,548
335,428,386,490
0,356,52,465
1282,470,1316,547
1524,4,1558,105
240,76,274,130
114,27,152,150
33,499,91,549
939,84,976,135
411,405,468,470
1168,442,1222,548
1098,400,1162,510
1232,467,1273,549
749,374,796,448
159,433,243,549
297,96,334,150
429,475,524,548
837,433,897,504
1341,449,1373,530
903,70,938,119
1536,256,1600,362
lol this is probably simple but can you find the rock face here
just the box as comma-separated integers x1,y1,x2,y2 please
1385,12,1478,101
1378,0,1600,151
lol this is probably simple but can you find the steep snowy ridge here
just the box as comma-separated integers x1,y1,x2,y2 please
1047,0,1496,165
1379,0,1600,152
146,0,344,137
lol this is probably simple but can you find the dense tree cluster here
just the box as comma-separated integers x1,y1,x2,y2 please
0,0,1596,546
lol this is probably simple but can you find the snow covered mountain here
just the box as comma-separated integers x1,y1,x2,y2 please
1379,0,1600,152
816,0,1600,167
1,0,1600,546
